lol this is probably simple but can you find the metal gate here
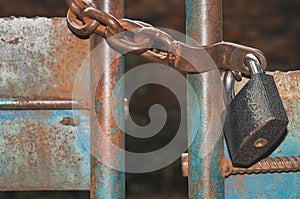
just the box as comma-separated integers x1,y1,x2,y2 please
0,0,299,198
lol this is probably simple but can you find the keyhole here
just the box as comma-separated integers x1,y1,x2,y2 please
253,138,268,148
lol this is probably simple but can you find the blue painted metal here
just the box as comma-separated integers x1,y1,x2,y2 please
226,173,299,199
187,75,225,199
186,0,225,198
225,71,300,198
0,110,90,190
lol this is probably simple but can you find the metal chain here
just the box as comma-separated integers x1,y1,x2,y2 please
66,0,268,79
66,0,175,68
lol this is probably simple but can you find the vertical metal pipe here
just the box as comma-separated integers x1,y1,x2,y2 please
186,0,224,198
90,0,125,198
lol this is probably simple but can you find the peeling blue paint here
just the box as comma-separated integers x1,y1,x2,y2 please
187,73,224,199
0,110,90,190
186,0,224,198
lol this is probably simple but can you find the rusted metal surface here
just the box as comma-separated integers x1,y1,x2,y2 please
0,110,90,190
60,116,81,127
0,18,89,103
89,0,125,198
186,0,224,198
181,153,189,177
0,17,91,190
225,71,300,198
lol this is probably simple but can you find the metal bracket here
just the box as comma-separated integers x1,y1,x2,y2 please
169,41,267,75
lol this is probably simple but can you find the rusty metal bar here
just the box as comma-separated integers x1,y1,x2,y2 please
226,156,300,176
182,153,300,177
0,99,87,110
90,0,125,198
186,0,224,198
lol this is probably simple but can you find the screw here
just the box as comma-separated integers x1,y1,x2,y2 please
60,117,80,127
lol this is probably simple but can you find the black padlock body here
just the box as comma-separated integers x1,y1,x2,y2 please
224,73,288,167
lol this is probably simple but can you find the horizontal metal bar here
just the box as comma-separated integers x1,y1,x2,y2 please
0,99,88,110
225,156,300,177
181,153,300,177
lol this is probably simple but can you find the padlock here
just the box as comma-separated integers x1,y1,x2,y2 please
223,54,289,168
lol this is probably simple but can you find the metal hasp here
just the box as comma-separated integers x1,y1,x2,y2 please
186,0,224,198
89,0,125,198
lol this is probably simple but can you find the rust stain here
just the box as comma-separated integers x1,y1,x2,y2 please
49,29,89,97
0,18,89,100
236,71,300,100
7,37,19,44
60,116,81,126
232,176,246,198
272,71,300,99
52,17,62,25
49,84,73,94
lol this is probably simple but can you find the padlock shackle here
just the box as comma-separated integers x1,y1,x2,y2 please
224,70,236,102
244,54,264,75
224,54,264,103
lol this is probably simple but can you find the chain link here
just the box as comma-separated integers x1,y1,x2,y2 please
66,0,172,63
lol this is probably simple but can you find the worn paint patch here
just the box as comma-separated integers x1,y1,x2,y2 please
0,18,89,100
188,72,224,199
226,173,300,199
0,110,90,190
